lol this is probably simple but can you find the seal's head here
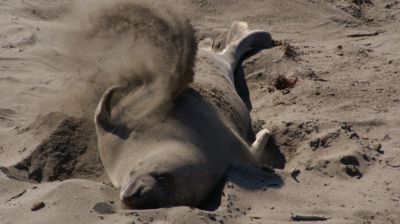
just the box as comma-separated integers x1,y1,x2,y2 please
116,139,218,209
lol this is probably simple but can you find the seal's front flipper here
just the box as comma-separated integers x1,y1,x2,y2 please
94,85,121,133
250,128,271,162
220,21,274,82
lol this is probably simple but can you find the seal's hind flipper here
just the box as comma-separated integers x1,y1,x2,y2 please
226,21,251,45
219,22,273,110
220,21,274,83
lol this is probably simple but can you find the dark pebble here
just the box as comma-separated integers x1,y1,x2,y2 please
31,201,45,211
93,202,116,214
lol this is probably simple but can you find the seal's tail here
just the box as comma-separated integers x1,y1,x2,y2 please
88,2,197,131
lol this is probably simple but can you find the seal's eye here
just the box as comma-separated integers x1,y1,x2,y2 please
151,173,171,185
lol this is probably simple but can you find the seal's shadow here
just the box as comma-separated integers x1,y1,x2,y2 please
261,136,286,169
200,161,284,211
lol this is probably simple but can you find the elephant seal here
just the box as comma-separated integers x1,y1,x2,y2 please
93,3,273,209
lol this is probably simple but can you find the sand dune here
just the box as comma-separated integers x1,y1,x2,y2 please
0,0,399,223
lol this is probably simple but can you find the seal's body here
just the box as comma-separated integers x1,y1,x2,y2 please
94,3,273,209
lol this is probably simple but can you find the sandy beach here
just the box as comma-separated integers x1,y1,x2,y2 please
0,0,399,223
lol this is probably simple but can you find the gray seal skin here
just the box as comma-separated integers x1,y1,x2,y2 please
94,7,273,209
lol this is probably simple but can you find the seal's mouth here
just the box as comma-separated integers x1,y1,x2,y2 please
121,192,165,209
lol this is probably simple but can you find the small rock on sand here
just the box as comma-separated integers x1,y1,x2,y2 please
31,201,45,211
93,202,116,215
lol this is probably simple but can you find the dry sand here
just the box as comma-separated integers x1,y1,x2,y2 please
0,0,399,223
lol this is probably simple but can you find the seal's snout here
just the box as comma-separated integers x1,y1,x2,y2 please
120,174,164,209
